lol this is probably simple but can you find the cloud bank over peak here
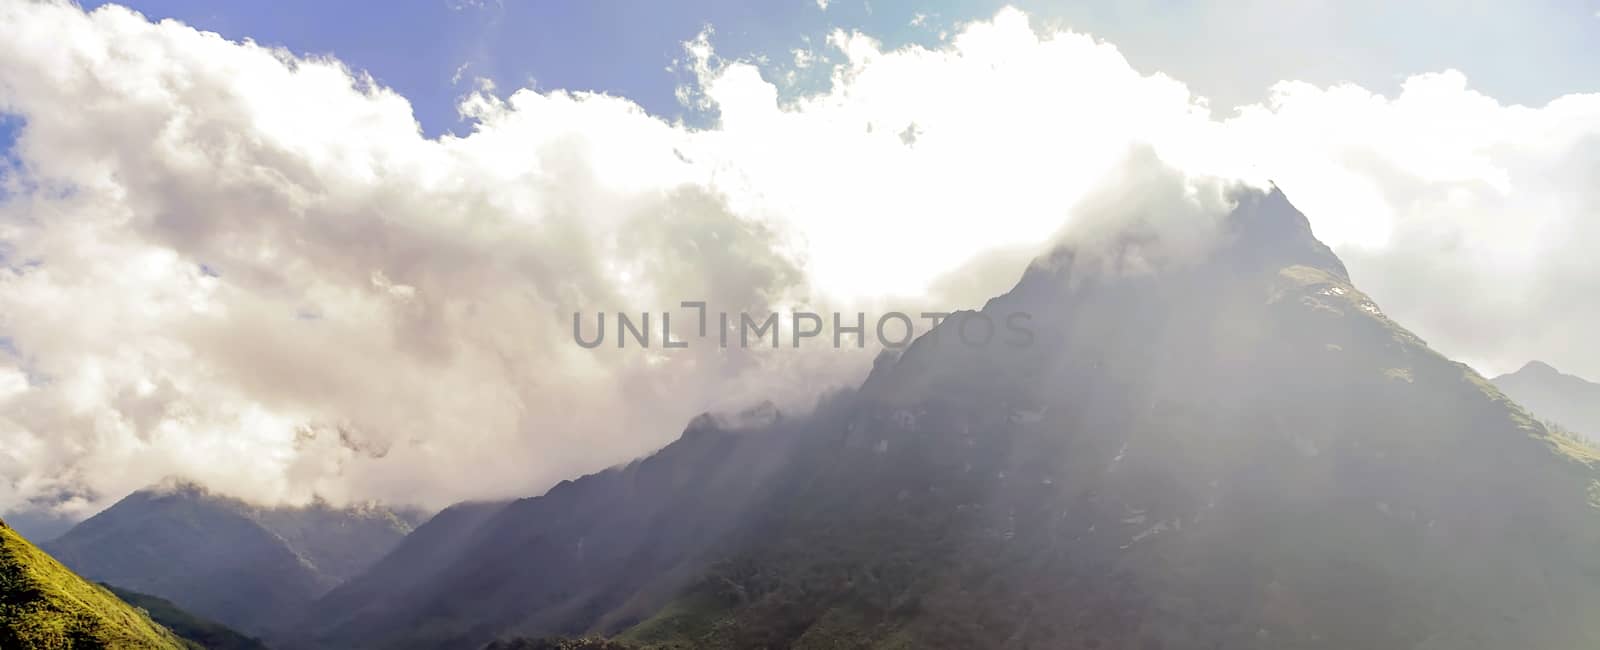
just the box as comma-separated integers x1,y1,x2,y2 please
0,3,1595,521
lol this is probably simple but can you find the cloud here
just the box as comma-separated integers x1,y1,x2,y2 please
0,2,855,517
1223,72,1600,376
0,4,1596,521
683,10,1600,376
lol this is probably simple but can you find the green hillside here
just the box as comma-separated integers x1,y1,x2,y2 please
0,517,191,649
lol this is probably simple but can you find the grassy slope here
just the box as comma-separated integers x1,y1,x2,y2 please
0,519,192,649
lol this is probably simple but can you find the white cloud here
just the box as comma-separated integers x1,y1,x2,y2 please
687,10,1600,378
0,2,857,517
0,367,26,402
0,3,1596,519
791,48,815,69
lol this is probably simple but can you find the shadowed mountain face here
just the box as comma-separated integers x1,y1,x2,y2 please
296,499,511,646
0,518,190,649
102,584,269,650
1493,361,1600,439
44,481,423,637
294,403,802,650
302,187,1600,649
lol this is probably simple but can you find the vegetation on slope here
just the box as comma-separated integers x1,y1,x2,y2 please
104,584,269,650
0,518,190,649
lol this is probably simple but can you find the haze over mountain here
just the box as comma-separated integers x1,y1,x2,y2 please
44,480,424,637
276,185,1600,650
1493,361,1600,439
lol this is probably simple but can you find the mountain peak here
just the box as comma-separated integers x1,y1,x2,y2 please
679,400,783,441
1009,184,1348,305
1493,360,1600,440
1516,360,1561,376
147,475,212,497
1220,184,1349,280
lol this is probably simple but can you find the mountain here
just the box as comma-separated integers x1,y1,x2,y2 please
0,509,78,544
307,186,1600,649
617,187,1600,649
292,403,801,649
44,481,423,637
1493,361,1600,439
103,585,270,650
294,498,509,644
1,517,190,649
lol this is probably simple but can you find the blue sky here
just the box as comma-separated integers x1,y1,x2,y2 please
56,0,1600,139
71,0,963,135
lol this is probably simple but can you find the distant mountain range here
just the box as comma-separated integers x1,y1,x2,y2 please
1493,360,1600,439
42,480,424,638
33,187,1600,649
